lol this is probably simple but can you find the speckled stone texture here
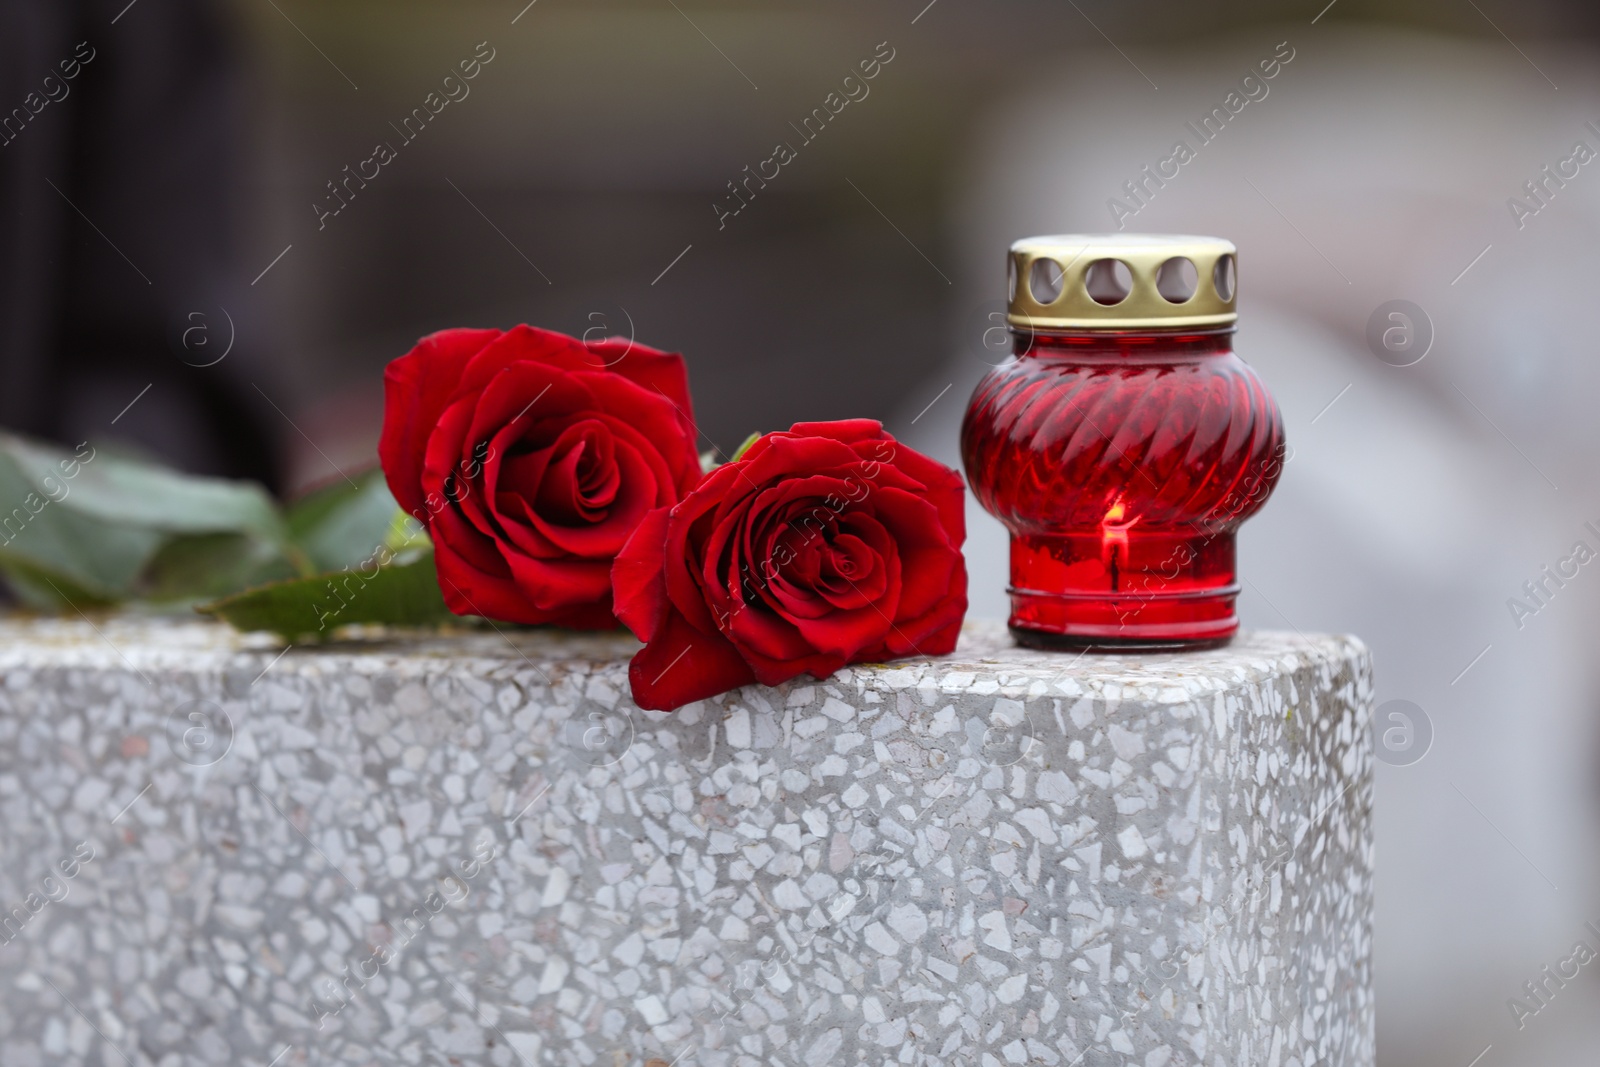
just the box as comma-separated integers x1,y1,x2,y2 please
0,616,1372,1067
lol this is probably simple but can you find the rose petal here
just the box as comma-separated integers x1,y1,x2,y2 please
761,527,899,659
851,435,967,551
380,327,502,519
423,397,506,543
452,325,592,401
786,418,885,444
532,423,618,523
515,437,658,558
430,509,531,622
469,361,597,457
628,608,755,712
734,434,862,491
664,462,747,638
860,487,958,623
724,591,837,672
502,548,614,613
612,506,674,643
884,568,966,656
582,338,697,426
570,371,701,498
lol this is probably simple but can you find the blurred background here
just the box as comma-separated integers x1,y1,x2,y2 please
4,0,1600,1062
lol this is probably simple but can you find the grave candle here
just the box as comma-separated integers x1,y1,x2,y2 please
962,234,1285,649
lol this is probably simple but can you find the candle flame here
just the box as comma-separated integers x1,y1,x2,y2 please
1101,496,1137,554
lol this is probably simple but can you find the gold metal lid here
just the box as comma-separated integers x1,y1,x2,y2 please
1007,234,1237,330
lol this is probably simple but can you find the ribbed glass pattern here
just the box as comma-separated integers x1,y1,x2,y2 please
961,329,1284,648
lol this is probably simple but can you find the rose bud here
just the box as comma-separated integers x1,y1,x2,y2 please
380,325,701,628
613,419,967,710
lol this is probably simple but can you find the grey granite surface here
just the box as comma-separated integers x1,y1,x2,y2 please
0,615,1373,1067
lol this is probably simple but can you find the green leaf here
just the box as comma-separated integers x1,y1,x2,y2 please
286,467,405,574
2,434,286,542
0,556,118,610
139,532,300,603
698,433,761,475
0,433,300,607
198,548,454,643
729,432,762,462
0,436,441,625
0,445,167,603
383,509,432,553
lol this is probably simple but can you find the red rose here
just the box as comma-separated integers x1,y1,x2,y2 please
380,325,701,628
613,419,967,710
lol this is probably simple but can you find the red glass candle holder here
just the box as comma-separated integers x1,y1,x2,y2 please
961,235,1285,650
